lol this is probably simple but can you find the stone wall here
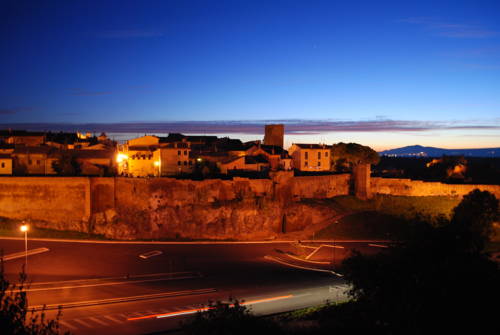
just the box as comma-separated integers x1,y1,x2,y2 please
1,174,499,240
372,177,500,199
0,177,91,231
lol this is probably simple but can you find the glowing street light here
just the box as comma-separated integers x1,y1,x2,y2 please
20,223,29,271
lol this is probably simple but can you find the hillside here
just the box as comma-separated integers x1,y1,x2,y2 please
379,145,500,157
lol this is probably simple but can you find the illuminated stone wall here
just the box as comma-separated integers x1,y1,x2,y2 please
0,177,91,231
371,177,500,199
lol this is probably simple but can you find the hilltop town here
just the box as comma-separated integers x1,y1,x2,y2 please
0,125,333,178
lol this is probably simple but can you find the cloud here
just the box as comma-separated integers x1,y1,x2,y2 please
0,107,32,115
97,29,164,39
1,119,498,135
399,17,499,39
70,89,112,96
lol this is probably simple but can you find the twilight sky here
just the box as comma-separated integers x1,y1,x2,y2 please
1,0,499,150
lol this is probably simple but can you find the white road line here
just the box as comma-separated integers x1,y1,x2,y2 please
264,255,343,277
368,243,389,248
0,236,392,245
102,315,123,323
305,244,344,260
24,274,201,292
1,247,50,261
286,253,330,264
59,320,78,330
88,316,109,327
72,318,93,328
139,250,163,259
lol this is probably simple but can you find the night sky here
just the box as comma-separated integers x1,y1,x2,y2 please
1,0,499,149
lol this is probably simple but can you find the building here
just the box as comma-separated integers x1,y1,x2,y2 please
218,155,269,174
117,135,195,177
288,143,331,172
11,146,58,175
0,130,46,146
263,124,284,148
0,154,13,175
245,144,292,171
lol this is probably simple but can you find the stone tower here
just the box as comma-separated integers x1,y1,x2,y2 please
263,124,284,148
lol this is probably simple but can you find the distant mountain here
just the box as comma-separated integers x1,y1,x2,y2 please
379,145,500,157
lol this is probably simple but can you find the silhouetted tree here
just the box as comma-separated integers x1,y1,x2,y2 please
51,151,80,176
450,189,499,253
331,143,379,172
1,262,69,335
181,298,283,335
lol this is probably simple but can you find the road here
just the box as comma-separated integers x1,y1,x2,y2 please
0,238,386,334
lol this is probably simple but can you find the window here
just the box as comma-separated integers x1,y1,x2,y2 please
1,162,4,168
178,150,181,155
178,161,181,166
325,152,328,157
318,152,321,159
304,161,308,167
184,150,187,155
183,161,187,166
318,161,321,167
305,152,308,160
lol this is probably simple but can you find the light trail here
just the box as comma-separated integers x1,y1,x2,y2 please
127,294,294,321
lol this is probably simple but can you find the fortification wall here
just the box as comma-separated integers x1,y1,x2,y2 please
1,175,499,240
0,177,90,231
292,174,351,199
372,177,500,199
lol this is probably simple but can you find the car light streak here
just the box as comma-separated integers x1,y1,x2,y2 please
127,294,294,321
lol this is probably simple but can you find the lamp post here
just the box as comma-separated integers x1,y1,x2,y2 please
20,224,29,272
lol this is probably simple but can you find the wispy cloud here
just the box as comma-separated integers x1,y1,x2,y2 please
399,17,499,39
0,119,498,135
70,89,112,96
97,29,164,39
0,107,33,115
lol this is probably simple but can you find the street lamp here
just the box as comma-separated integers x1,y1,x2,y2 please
20,224,29,271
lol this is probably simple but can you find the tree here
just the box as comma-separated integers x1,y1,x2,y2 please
1,262,69,335
181,298,282,335
450,189,499,253
330,143,379,172
51,151,81,176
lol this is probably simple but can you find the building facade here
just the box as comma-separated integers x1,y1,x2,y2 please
288,143,331,172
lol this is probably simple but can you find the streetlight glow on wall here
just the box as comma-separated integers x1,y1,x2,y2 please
20,223,29,271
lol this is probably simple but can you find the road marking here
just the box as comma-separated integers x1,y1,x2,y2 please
139,250,163,259
88,316,109,326
0,236,392,245
368,243,389,248
22,272,202,292
29,288,217,311
72,318,93,328
305,244,344,260
59,320,78,330
285,253,330,264
103,315,123,323
264,255,343,277
1,247,50,261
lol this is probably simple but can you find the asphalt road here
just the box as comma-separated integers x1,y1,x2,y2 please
0,238,385,334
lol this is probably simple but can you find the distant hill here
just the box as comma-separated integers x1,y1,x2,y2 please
379,145,500,157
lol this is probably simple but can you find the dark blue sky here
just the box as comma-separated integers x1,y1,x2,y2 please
1,0,499,149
